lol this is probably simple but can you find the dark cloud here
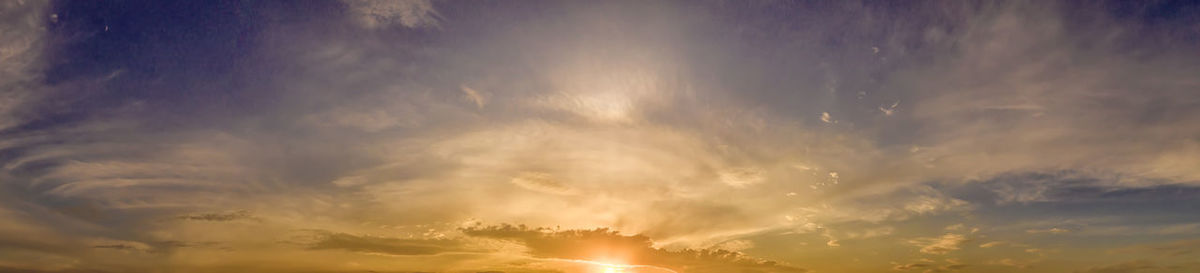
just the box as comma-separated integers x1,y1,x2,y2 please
942,264,968,270
0,267,115,273
892,263,930,270
968,171,1200,204
1117,239,1200,256
935,171,1200,231
304,230,471,256
175,210,256,222
91,244,141,251
149,240,223,252
1073,260,1157,273
893,261,967,272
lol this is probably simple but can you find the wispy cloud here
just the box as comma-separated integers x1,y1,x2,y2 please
908,234,970,255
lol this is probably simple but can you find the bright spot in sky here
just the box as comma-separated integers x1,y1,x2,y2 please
571,259,634,273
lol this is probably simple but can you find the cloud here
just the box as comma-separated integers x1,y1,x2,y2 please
343,0,439,29
971,171,1200,205
304,230,471,256
941,263,968,271
819,112,835,124
896,1,1200,184
461,224,807,273
839,226,895,240
978,241,1006,248
879,101,899,116
1115,239,1200,256
718,167,766,188
1026,228,1071,234
987,258,1034,269
1,1,1199,272
0,0,48,132
902,194,969,215
176,210,257,222
712,239,754,252
908,234,969,255
1024,248,1059,257
892,263,930,271
0,267,117,273
1073,260,1157,273
461,85,489,109
150,240,220,250
892,257,969,273
812,185,971,224
92,245,143,251
533,91,639,124
892,262,966,273
509,172,577,195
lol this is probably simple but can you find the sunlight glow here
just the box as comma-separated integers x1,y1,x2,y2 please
538,258,678,273
603,264,626,273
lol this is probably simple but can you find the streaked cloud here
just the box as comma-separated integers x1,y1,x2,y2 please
510,172,578,195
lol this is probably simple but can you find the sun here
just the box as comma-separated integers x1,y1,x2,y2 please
603,264,626,273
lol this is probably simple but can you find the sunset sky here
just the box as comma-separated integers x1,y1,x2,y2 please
2,1,1199,273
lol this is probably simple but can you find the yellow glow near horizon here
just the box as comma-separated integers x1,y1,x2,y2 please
591,260,636,273
544,258,640,273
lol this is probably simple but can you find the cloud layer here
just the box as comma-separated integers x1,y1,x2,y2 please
0,1,1198,272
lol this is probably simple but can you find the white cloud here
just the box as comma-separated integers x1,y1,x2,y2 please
460,84,488,109
509,172,577,195
1026,227,1071,234
332,175,369,187
880,101,899,116
719,167,766,188
713,239,755,252
820,112,835,123
840,226,895,240
979,241,1007,248
908,233,969,255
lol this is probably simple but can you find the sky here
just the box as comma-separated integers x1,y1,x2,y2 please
1,0,1199,272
